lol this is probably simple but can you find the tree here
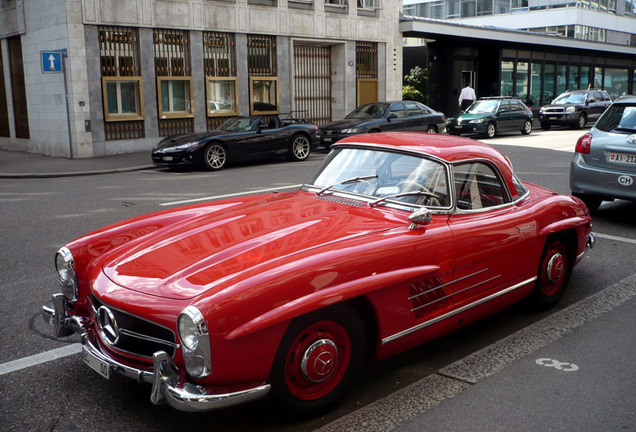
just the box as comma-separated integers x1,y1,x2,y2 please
402,66,428,103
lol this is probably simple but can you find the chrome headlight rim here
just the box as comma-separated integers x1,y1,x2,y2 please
177,305,212,379
55,247,78,302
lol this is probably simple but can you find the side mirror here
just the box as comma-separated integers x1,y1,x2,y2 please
408,207,432,229
387,113,398,121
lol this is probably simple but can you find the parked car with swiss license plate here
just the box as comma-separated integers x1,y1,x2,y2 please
570,95,636,211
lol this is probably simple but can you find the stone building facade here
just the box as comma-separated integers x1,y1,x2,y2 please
0,0,403,157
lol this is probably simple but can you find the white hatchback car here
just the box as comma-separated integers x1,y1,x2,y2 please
570,95,636,211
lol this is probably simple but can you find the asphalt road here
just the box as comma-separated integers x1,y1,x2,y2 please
1,128,634,431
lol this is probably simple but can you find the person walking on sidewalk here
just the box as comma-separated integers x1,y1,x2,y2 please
458,82,476,111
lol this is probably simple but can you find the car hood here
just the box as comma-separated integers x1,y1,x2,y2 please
101,191,404,300
153,131,232,150
321,118,376,130
456,113,490,121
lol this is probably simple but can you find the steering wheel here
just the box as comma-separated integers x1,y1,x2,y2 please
396,180,441,207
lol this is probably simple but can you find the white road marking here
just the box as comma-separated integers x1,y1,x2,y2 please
0,344,81,376
594,232,636,245
160,184,303,206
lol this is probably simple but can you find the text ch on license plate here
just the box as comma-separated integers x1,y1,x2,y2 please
607,152,636,165
83,346,111,379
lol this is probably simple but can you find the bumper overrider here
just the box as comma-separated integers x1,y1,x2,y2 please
42,293,271,412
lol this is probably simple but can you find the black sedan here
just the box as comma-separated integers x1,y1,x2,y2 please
152,115,319,170
316,101,446,147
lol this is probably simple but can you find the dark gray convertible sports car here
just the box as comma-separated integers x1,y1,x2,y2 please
152,115,319,170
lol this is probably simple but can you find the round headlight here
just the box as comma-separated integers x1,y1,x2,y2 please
178,313,199,351
566,106,576,113
55,247,75,283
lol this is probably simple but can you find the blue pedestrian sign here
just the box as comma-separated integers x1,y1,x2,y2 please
41,51,63,73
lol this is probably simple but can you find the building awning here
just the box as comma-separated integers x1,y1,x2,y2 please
400,16,636,57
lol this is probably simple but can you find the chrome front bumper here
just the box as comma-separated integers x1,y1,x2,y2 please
42,294,271,412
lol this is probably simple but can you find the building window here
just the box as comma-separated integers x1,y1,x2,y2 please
98,26,144,139
501,61,514,96
204,32,238,123
154,29,193,136
102,77,144,121
158,77,194,118
605,68,629,99
358,0,381,9
250,77,279,114
248,35,279,114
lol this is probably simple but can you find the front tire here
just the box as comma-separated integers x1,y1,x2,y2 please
529,236,572,309
288,134,311,162
484,122,496,139
269,304,366,417
202,142,227,171
574,113,587,130
426,125,438,133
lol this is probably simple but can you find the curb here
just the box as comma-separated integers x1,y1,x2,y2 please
0,165,157,179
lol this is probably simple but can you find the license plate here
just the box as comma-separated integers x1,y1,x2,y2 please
455,125,463,129
83,345,110,379
163,156,173,162
607,152,636,165
549,116,557,119
323,137,332,143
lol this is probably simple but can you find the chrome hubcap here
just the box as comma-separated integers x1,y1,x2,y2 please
300,339,338,383
546,253,564,283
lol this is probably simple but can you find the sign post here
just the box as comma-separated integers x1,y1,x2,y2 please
41,50,73,158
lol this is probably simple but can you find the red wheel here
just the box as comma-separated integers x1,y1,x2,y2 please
284,320,351,401
531,237,572,309
270,304,366,416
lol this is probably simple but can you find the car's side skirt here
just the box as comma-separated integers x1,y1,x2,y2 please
381,276,537,345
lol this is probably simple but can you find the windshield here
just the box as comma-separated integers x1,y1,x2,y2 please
466,100,499,114
307,148,451,208
596,105,636,132
553,93,585,104
216,117,256,132
346,103,387,119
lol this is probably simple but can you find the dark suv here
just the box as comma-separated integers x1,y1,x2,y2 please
539,89,611,130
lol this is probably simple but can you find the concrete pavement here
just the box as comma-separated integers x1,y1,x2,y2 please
0,149,154,178
317,274,636,432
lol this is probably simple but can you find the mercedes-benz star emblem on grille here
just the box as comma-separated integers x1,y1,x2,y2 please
97,306,120,345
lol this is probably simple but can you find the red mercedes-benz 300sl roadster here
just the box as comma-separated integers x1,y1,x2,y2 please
43,132,594,415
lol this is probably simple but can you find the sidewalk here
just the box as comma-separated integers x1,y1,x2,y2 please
316,273,636,432
0,149,154,178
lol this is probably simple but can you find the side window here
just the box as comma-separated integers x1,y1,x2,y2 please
499,100,510,113
388,103,407,118
404,101,423,116
511,101,523,111
418,103,432,114
453,162,507,210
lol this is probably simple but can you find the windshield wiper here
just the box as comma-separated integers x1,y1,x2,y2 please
316,175,378,196
369,191,439,207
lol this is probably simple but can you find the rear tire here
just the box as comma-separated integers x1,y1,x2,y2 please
269,304,366,417
529,236,572,310
426,125,437,133
288,134,311,162
521,120,532,135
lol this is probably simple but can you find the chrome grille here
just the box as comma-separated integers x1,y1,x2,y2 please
92,297,177,358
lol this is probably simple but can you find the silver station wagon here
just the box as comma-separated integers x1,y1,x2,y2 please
570,95,636,211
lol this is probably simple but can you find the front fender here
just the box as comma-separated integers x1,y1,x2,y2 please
225,265,439,341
